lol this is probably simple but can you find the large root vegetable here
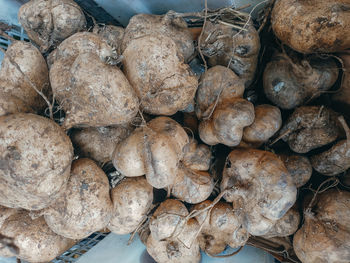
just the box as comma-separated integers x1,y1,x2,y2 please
108,177,153,235
280,106,339,153
193,201,249,255
18,0,86,52
122,35,198,115
262,206,300,238
263,53,339,109
0,41,49,111
271,0,350,54
147,199,201,263
0,113,73,210
242,104,282,147
0,209,74,263
195,65,254,146
113,117,214,204
49,32,139,128
279,154,312,187
93,25,124,54
122,12,194,62
43,158,113,239
200,20,260,84
221,148,297,236
293,189,350,263
71,124,134,164
310,116,350,175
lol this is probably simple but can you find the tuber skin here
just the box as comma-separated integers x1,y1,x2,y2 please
0,41,49,111
122,12,194,62
147,199,201,263
280,106,340,153
43,158,113,239
293,189,350,263
93,25,124,55
195,66,254,146
18,0,86,52
263,53,339,109
70,124,134,164
0,113,73,210
332,52,350,113
221,148,297,236
310,116,350,176
279,154,312,188
0,91,34,117
108,177,153,235
122,35,198,116
262,206,300,238
113,117,214,204
242,104,282,147
193,200,249,256
271,0,350,54
49,32,139,129
200,20,260,85
0,209,75,263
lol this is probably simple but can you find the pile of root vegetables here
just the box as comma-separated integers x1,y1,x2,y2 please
0,0,349,262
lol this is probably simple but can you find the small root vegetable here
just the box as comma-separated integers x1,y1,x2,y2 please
0,91,34,116
108,177,153,235
279,154,312,188
70,124,134,164
193,200,248,256
194,65,254,146
200,20,260,84
43,158,113,239
242,104,282,147
122,35,198,115
0,209,74,263
280,106,339,153
221,148,297,236
0,41,49,111
262,206,300,238
18,0,86,52
147,199,201,263
49,32,139,128
0,113,73,210
122,12,194,62
93,25,124,55
293,189,350,263
310,116,350,175
263,53,339,109
113,117,214,203
271,0,350,54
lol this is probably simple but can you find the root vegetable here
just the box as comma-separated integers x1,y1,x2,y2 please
262,206,300,238
193,201,249,255
280,154,312,187
310,116,350,175
49,32,139,128
71,124,134,164
113,117,214,203
18,0,86,52
122,12,194,61
221,148,297,236
0,41,49,111
122,35,198,115
0,91,34,116
93,25,124,55
200,20,260,84
263,53,339,109
280,106,339,153
147,199,201,263
0,113,73,210
271,0,350,54
0,209,74,263
43,158,113,239
108,177,153,235
293,189,350,263
242,104,282,147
